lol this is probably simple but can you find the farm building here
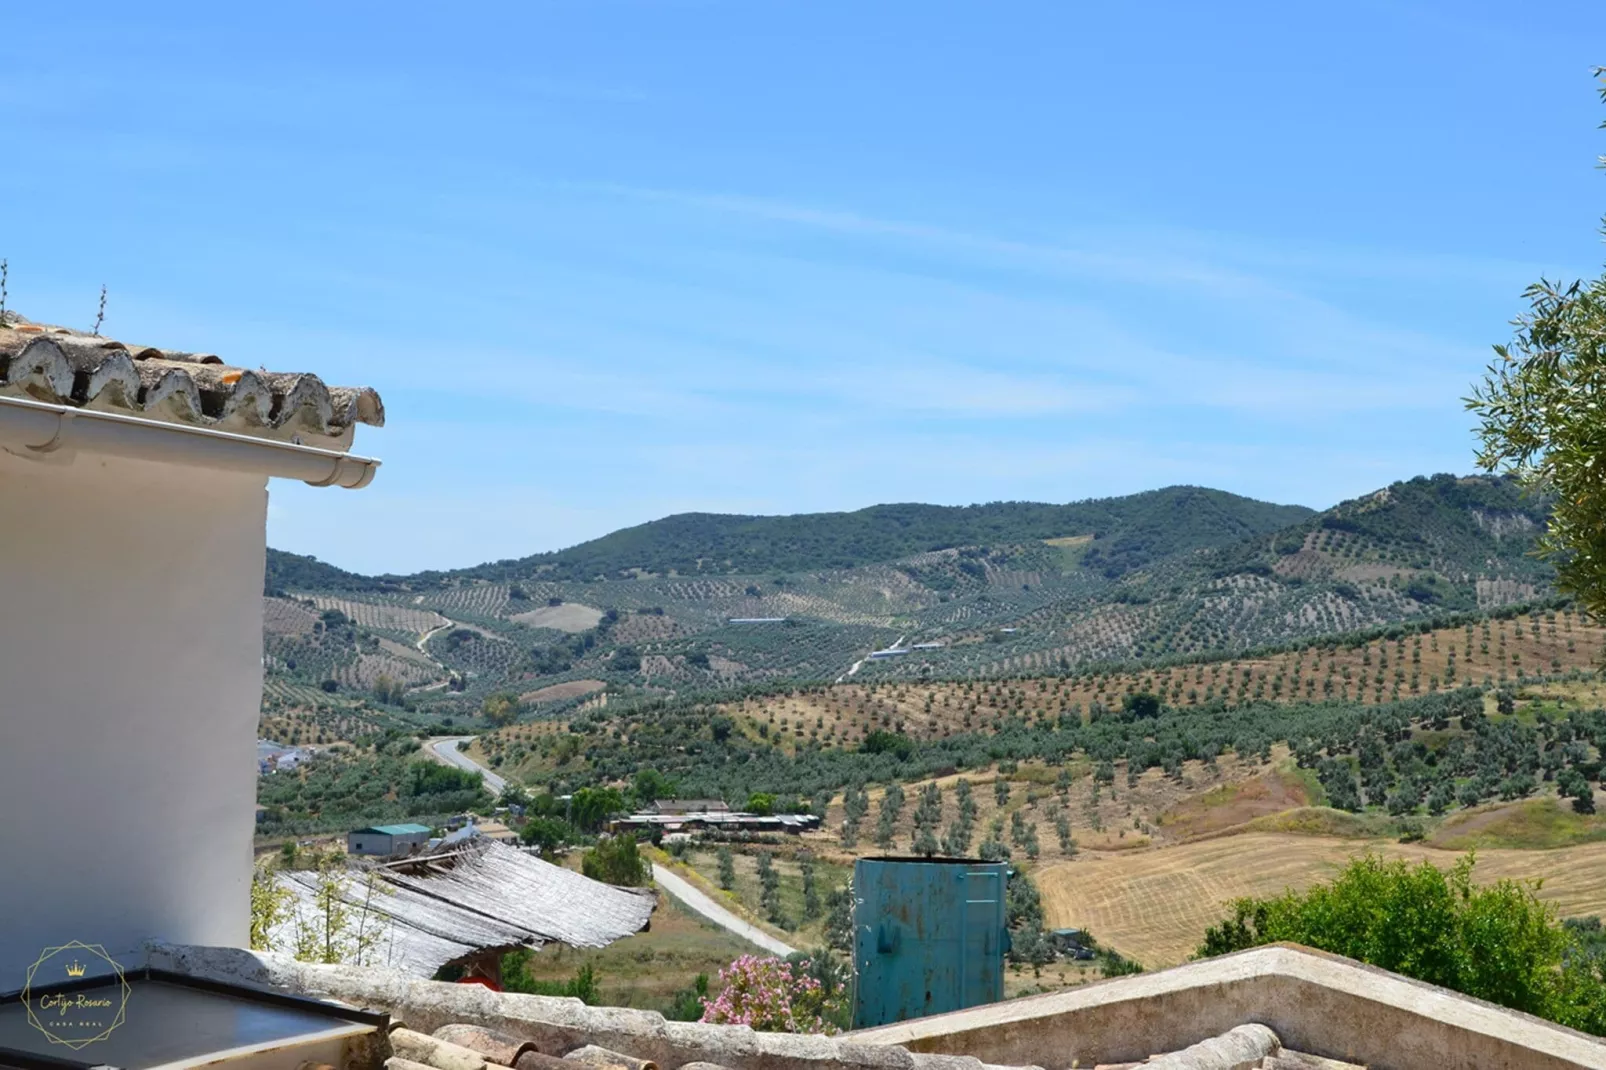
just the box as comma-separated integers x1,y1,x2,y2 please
470,819,519,844
257,740,314,773
0,310,382,990
611,810,821,835
348,823,434,857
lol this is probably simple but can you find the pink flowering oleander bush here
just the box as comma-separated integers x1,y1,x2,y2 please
699,954,846,1033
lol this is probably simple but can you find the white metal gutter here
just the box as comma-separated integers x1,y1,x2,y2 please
0,393,380,488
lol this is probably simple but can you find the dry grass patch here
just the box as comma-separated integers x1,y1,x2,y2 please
1156,770,1311,842
510,603,605,632
520,679,607,704
1039,832,1606,969
513,888,751,1010
1242,807,1394,838
1428,796,1606,851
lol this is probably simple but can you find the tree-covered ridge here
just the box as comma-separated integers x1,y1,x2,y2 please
1198,473,1548,582
266,548,377,594
469,486,1313,581
268,485,1313,590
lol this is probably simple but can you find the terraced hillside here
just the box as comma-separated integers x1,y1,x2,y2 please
469,608,1606,792
259,474,1557,729
715,607,1605,751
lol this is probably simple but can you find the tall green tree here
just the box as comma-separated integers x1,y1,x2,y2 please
519,816,577,855
569,786,628,832
1468,69,1606,614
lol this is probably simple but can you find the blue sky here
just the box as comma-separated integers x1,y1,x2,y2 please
3,3,1604,573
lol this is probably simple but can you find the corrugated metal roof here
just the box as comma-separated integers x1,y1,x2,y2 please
381,840,655,950
270,840,653,978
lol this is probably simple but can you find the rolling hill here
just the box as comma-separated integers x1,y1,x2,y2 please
258,473,1557,732
259,475,1606,977
267,485,1313,591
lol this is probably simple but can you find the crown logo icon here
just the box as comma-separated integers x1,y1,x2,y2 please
64,960,86,978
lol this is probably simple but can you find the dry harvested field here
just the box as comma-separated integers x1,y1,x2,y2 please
520,679,607,704
727,609,1606,749
510,602,605,632
376,637,437,665
1039,829,1606,969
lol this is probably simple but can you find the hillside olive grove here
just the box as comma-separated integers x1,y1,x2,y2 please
492,680,1606,828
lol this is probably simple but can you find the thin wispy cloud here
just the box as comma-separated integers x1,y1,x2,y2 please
5,1,1596,572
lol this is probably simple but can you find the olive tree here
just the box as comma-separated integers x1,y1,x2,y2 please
1468,70,1606,614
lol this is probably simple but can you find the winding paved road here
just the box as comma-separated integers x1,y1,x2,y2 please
427,736,507,795
653,866,797,957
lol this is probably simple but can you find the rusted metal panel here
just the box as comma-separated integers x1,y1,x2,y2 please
851,857,1009,1029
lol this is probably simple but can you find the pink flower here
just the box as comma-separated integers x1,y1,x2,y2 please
699,955,845,1034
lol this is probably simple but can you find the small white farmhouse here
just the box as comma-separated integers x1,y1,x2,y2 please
0,311,383,988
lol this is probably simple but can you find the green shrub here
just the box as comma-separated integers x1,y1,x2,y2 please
666,973,710,1021
501,956,601,1004
519,816,577,854
1198,853,1606,1033
582,834,649,887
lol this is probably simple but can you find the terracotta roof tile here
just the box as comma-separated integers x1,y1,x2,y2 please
0,311,383,448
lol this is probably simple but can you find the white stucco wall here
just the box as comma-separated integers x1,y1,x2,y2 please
0,447,268,988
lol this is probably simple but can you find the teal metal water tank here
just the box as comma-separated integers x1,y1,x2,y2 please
851,857,1009,1029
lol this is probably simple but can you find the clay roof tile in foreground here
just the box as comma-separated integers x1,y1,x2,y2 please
0,311,383,449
